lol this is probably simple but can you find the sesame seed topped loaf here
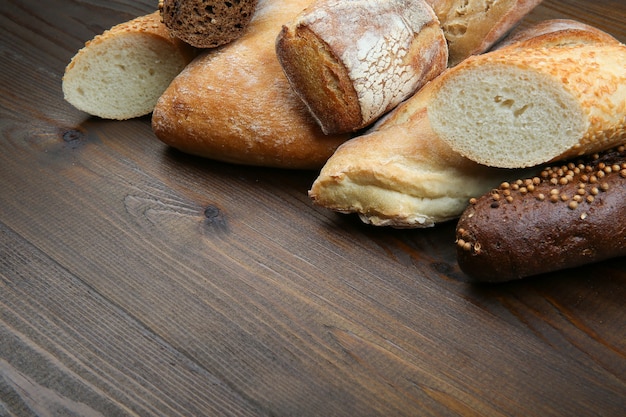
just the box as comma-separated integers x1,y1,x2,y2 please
159,0,258,48
428,39,626,169
275,0,448,135
62,11,197,120
426,0,543,66
455,145,626,282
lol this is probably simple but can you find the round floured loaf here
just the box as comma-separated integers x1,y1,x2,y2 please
455,145,626,282
152,0,351,169
62,11,197,120
428,41,626,168
159,0,258,48
276,0,448,135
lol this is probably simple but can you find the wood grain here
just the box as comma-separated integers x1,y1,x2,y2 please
1,0,625,416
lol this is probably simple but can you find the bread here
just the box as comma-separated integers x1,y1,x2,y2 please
493,18,621,50
62,11,197,120
275,0,448,135
309,79,517,228
159,0,258,48
425,0,543,66
428,37,626,169
152,0,351,169
455,145,626,282
309,19,617,228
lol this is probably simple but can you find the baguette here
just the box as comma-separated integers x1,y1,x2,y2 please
152,0,351,169
62,11,196,120
455,145,626,282
428,36,626,169
426,0,543,66
275,0,448,134
493,18,620,50
309,77,516,228
309,20,618,228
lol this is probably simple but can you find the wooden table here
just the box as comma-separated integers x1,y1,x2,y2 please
1,0,625,415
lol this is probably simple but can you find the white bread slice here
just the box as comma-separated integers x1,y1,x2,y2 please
276,0,448,134
309,20,622,227
62,11,196,120
428,40,626,168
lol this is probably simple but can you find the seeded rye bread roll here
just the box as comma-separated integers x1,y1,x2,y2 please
159,0,258,48
152,0,350,169
428,33,626,169
456,145,626,282
275,0,448,134
309,20,617,228
63,11,196,120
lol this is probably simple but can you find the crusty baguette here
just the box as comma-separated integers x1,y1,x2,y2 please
62,11,196,120
159,0,258,48
455,145,626,282
152,0,350,169
275,0,448,134
428,36,626,169
493,18,620,50
426,0,543,66
309,79,517,228
309,19,618,228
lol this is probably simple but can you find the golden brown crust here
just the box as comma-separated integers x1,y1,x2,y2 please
426,0,543,66
66,11,196,73
152,0,351,169
309,81,516,227
428,39,626,168
276,0,448,134
276,24,361,135
310,19,624,227
494,18,620,49
456,145,626,282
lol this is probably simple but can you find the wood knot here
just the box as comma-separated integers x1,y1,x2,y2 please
61,128,85,148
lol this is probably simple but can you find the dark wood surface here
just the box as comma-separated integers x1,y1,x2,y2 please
1,0,625,415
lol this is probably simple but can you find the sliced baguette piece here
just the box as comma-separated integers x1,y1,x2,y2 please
152,0,351,169
275,0,448,135
309,19,619,228
309,79,518,228
159,0,258,48
62,11,197,120
428,40,626,169
426,0,543,66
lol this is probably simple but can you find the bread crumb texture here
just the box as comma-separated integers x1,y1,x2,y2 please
428,43,626,168
160,0,258,48
63,12,195,120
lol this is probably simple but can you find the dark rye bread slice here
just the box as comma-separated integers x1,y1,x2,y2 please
455,145,626,282
159,0,258,48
